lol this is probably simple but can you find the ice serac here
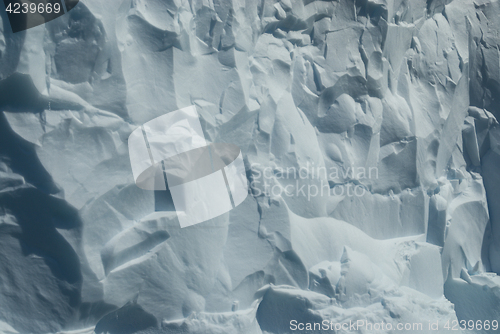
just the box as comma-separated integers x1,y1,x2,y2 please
445,271,500,334
1,0,500,333
289,206,444,299
256,284,458,334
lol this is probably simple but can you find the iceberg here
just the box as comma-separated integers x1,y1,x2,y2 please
0,0,499,333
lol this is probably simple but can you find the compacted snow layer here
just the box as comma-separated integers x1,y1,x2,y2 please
1,0,500,333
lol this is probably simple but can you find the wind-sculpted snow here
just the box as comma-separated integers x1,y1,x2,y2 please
0,0,500,333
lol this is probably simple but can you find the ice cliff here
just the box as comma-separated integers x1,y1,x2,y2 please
1,0,500,333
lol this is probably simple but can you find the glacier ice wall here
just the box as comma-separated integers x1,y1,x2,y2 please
0,0,500,333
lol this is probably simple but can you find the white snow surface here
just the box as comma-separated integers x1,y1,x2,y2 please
0,0,500,333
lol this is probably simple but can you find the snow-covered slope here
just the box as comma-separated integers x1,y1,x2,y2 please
1,0,500,333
